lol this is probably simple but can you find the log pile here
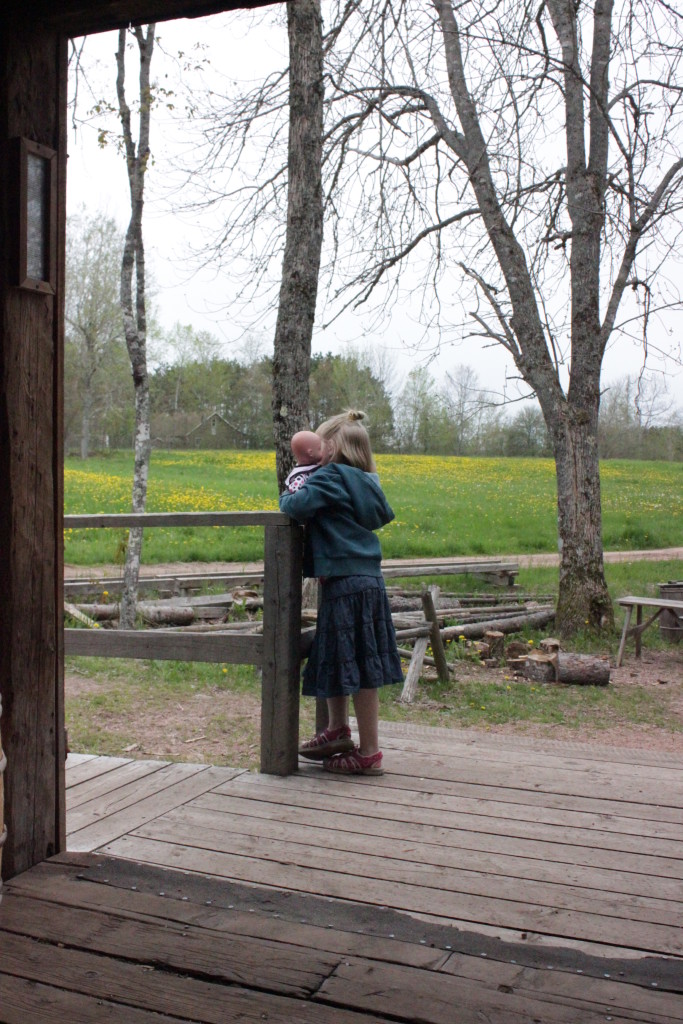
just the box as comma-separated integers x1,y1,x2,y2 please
64,572,610,693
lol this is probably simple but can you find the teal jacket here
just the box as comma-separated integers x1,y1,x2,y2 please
279,463,394,578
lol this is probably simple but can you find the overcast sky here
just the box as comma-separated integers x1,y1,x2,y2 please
66,9,683,412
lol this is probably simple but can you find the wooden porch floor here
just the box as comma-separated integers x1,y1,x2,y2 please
2,724,682,1023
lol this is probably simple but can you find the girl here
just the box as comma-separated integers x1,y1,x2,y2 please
279,410,403,776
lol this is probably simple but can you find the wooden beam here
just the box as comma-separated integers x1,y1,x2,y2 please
7,0,287,37
64,511,289,529
64,629,262,664
260,522,303,776
0,19,66,880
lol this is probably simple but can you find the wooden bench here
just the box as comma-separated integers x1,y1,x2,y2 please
616,595,683,666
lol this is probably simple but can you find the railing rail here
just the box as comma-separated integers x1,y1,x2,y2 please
63,511,303,775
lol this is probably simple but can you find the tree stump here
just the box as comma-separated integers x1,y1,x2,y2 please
505,640,530,661
523,651,557,682
484,630,505,660
539,637,561,655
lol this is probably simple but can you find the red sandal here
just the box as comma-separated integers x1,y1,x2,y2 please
298,725,354,760
323,748,384,776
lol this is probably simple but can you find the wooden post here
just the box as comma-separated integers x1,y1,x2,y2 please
0,21,67,880
400,636,430,704
616,604,633,667
635,604,643,660
421,586,450,683
260,521,303,775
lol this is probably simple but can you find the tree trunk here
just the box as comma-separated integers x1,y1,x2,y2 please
80,387,92,460
272,0,324,492
115,25,155,630
549,404,614,637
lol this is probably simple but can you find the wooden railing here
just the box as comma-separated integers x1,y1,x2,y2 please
63,511,303,775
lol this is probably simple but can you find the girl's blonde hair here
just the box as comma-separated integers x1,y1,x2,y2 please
316,409,376,472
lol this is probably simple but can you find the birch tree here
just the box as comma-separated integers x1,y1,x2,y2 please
116,24,155,629
190,0,683,634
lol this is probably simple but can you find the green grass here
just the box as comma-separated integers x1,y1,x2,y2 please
377,675,678,732
64,450,683,564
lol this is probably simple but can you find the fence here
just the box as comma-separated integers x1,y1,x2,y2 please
63,511,303,775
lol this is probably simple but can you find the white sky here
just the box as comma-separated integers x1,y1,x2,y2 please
66,10,683,412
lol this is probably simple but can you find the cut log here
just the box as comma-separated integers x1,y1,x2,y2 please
523,651,557,682
483,630,504,660
65,602,101,628
523,651,610,686
397,646,440,669
505,640,531,661
540,637,561,654
441,607,555,640
394,624,432,641
140,605,195,626
555,652,610,685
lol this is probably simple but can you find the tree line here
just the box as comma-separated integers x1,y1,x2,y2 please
65,215,681,460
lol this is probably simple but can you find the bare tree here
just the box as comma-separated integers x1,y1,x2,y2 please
180,0,683,633
65,211,125,459
272,0,324,490
116,24,155,629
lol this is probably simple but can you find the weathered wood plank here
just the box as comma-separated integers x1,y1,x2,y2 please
438,951,683,1023
316,959,670,1024
9,856,680,1023
309,748,683,808
67,765,240,851
64,570,265,597
100,834,683,954
211,777,683,874
227,771,683,849
377,729,683,787
0,930,375,1024
400,635,429,702
64,627,263,663
7,859,447,971
0,892,339,997
0,975,188,1024
67,761,220,827
66,758,169,809
381,561,519,579
64,510,289,528
129,811,682,928
184,793,683,900
65,754,134,788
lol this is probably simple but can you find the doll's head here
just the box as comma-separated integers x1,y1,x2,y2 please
290,430,325,466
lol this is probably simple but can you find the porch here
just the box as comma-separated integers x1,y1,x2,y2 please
1,725,681,1023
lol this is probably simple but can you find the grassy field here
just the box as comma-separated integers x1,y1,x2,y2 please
63,450,681,765
64,449,683,564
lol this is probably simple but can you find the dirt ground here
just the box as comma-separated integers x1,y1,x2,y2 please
65,645,683,766
64,553,683,764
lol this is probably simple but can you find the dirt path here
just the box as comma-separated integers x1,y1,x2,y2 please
64,547,683,579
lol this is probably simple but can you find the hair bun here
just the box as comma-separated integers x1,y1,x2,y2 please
346,409,366,422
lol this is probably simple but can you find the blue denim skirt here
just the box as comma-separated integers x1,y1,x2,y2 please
302,575,404,699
